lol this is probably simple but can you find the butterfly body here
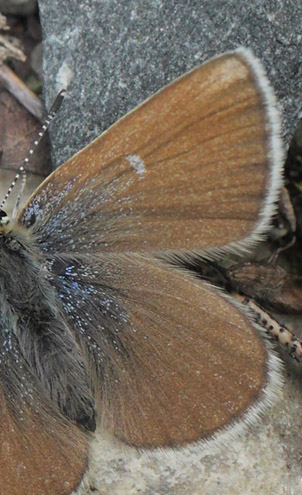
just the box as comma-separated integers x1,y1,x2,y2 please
0,49,288,493
0,223,96,432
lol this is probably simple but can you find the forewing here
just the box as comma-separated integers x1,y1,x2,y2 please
49,253,281,448
19,49,282,255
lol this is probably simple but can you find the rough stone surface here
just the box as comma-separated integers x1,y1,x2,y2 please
39,0,302,167
37,1,302,494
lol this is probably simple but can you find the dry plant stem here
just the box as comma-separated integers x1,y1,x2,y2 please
0,65,43,121
233,292,302,362
0,15,9,31
0,35,25,64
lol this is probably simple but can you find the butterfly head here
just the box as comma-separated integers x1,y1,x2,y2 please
0,209,9,226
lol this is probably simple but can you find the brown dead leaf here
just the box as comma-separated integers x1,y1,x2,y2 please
0,15,26,64
0,90,52,176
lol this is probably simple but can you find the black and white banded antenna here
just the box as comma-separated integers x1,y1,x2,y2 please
0,89,66,221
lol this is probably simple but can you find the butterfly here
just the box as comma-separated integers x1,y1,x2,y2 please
0,47,291,494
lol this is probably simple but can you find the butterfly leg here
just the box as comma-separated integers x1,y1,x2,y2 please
233,294,302,362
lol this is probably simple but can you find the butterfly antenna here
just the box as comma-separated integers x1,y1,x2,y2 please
1,90,66,218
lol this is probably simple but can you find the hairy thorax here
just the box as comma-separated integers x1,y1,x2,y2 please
0,223,96,431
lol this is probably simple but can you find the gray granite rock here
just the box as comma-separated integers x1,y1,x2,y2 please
39,0,302,167
37,1,302,494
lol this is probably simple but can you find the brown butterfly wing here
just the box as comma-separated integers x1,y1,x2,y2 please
49,253,281,448
0,368,88,494
19,49,282,256
13,49,283,457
